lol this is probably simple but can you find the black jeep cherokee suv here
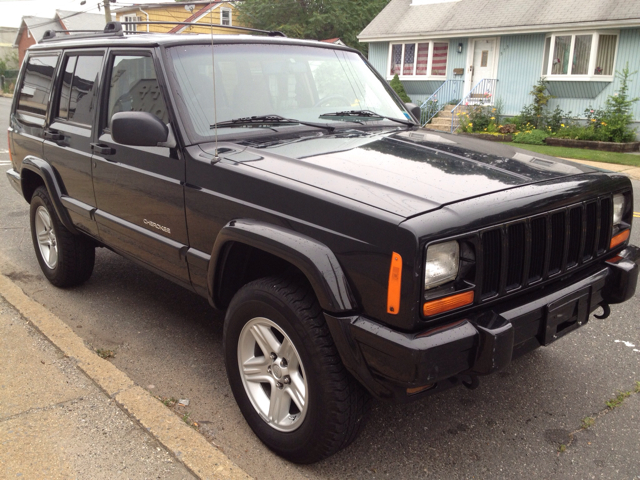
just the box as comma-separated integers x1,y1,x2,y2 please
6,22,639,464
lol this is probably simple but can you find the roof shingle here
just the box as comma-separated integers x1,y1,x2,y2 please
359,0,640,40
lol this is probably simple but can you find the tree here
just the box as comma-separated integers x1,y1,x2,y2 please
236,0,391,54
390,74,411,103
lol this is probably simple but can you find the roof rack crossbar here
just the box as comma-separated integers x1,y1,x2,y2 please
41,22,124,42
121,21,286,37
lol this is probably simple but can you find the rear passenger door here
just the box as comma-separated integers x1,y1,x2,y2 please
43,51,104,237
92,50,190,285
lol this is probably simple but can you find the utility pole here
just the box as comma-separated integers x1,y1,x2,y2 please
103,0,112,23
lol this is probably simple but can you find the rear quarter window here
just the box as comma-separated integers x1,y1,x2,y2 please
17,55,59,116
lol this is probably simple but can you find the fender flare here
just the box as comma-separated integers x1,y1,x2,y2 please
21,156,79,235
208,219,357,313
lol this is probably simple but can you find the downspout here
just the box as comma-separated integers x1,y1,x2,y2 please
138,7,150,32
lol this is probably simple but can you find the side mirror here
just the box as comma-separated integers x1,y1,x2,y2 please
405,103,422,124
111,111,168,146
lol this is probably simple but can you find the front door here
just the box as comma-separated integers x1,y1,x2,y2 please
92,50,190,286
467,37,498,103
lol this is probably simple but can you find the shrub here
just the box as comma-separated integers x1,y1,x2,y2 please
390,74,412,103
513,129,549,145
513,81,570,133
499,124,517,134
529,79,554,124
458,105,501,133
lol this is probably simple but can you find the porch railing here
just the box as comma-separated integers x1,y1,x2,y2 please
419,79,463,126
450,78,498,133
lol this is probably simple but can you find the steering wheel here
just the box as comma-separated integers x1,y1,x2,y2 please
313,94,352,108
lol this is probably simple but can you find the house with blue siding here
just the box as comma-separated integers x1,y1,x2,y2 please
359,0,640,134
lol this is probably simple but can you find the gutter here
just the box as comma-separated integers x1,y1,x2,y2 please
138,7,150,32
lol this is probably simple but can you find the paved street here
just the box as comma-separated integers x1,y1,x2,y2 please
1,95,639,479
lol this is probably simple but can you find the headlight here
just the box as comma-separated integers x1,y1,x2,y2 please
425,241,459,290
613,193,625,228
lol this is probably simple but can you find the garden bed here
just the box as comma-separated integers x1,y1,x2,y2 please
460,132,513,142
544,137,640,153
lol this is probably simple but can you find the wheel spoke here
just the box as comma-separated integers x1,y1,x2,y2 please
268,387,290,424
48,244,58,266
286,373,306,411
277,337,296,365
249,324,281,358
38,209,51,231
241,356,272,384
37,232,50,245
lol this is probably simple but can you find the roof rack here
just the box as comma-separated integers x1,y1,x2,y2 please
121,21,286,37
41,22,124,42
40,21,286,43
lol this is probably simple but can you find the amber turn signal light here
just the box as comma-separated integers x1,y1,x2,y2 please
423,290,474,317
610,229,630,249
387,252,402,314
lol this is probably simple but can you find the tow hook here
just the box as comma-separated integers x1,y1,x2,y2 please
461,374,480,390
594,303,611,320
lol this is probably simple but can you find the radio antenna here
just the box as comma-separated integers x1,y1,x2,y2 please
209,7,220,161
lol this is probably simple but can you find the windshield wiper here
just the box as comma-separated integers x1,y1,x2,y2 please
320,110,416,127
211,115,335,132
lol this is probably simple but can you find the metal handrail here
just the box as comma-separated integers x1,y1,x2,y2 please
450,78,498,133
419,79,463,126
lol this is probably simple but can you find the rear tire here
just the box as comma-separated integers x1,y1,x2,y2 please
29,186,95,287
223,275,370,464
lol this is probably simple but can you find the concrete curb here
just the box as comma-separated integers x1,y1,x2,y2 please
0,272,251,480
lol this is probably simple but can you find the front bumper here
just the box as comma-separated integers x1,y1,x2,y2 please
325,246,640,403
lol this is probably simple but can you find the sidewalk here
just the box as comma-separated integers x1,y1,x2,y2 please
561,157,640,181
0,273,250,479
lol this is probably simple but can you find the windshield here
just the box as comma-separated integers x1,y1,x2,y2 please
167,43,410,139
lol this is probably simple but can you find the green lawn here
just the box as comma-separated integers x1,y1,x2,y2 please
502,143,640,167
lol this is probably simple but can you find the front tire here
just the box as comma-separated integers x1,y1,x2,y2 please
29,186,95,287
223,275,370,464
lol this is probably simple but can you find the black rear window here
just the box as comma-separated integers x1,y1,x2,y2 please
17,55,59,116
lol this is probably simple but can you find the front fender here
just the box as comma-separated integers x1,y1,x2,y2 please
209,219,357,313
21,156,78,235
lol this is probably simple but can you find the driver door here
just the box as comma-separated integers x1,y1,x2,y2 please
92,50,190,286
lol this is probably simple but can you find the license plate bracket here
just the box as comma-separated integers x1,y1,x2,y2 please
542,287,591,346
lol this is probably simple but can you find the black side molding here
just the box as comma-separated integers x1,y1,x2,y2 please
21,157,78,234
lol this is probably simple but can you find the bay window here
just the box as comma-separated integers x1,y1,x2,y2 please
542,31,618,80
389,41,448,79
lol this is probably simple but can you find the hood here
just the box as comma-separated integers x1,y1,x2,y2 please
212,129,595,218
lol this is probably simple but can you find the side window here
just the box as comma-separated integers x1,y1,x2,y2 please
17,55,59,116
107,55,169,128
68,55,103,125
57,56,77,119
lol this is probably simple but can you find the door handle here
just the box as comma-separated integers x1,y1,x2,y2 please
91,143,115,156
44,130,64,141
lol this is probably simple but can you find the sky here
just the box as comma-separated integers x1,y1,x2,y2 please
0,0,172,28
